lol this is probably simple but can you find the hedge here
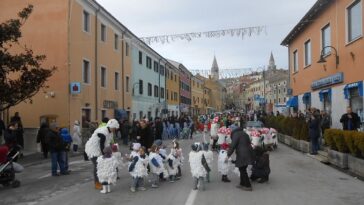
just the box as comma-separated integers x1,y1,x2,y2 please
324,129,364,158
264,116,309,141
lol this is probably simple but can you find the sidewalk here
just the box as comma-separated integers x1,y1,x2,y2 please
18,151,83,167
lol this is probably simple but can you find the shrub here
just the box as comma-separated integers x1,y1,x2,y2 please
355,132,364,158
332,130,348,153
344,131,360,157
324,129,338,151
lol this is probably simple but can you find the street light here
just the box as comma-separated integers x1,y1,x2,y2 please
317,46,339,68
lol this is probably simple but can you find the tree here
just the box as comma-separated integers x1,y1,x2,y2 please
0,5,56,112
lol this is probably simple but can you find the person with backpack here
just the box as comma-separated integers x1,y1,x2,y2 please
46,123,69,176
60,128,73,172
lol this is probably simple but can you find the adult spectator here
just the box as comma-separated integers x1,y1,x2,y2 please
227,127,254,191
36,122,50,159
320,111,331,136
154,117,163,141
85,119,119,190
309,112,321,155
138,119,153,150
340,107,361,131
0,118,5,144
10,112,21,124
47,123,68,176
120,119,131,145
60,128,72,172
72,120,82,153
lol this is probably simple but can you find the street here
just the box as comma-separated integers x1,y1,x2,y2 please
0,133,363,205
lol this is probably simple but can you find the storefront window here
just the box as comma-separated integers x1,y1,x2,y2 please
323,93,331,114
349,87,363,123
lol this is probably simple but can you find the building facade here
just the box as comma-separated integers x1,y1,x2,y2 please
165,62,180,117
191,75,204,116
282,0,364,128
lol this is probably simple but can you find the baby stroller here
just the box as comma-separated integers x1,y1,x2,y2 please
0,145,21,188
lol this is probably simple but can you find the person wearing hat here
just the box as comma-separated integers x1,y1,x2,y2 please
138,119,153,150
97,146,118,194
46,122,68,176
85,119,120,190
218,143,232,183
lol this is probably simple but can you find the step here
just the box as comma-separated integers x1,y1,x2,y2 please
318,150,329,158
307,153,330,164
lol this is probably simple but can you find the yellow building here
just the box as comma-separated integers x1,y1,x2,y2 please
0,0,134,151
165,62,180,117
191,75,204,116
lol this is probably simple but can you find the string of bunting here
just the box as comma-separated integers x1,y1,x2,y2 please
139,26,267,45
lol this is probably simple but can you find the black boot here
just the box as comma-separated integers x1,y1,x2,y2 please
222,175,226,182
225,175,231,183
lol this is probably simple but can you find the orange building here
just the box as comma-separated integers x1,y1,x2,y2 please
165,62,180,117
282,0,364,129
191,75,204,116
0,0,133,151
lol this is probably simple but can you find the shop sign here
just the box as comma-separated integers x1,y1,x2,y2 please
103,100,118,109
311,72,343,90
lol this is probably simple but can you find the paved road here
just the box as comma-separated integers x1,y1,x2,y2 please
0,133,363,205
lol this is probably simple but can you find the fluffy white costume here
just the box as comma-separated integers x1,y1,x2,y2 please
218,150,231,175
85,127,113,158
167,153,179,176
171,148,184,167
189,151,207,178
202,150,214,170
159,149,169,178
129,154,149,178
210,123,219,138
96,156,118,184
149,152,163,174
112,152,124,170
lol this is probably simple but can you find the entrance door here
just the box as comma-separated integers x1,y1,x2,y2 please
349,87,363,124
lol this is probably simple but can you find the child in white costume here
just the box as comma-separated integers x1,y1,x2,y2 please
149,145,163,188
202,143,213,183
97,147,118,194
218,143,232,183
189,143,210,191
111,144,124,179
171,140,184,179
128,146,148,192
158,147,169,180
167,149,179,182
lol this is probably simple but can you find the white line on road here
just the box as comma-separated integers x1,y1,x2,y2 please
184,190,198,205
38,173,51,179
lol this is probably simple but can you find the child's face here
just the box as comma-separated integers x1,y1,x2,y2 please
139,148,145,155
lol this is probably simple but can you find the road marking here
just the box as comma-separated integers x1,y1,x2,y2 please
38,173,51,179
185,190,198,205
69,160,86,165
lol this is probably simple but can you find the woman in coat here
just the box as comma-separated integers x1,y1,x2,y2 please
227,127,254,191
309,113,321,155
72,120,82,153
36,123,50,158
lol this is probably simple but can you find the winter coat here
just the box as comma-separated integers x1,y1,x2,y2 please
218,150,231,175
251,152,270,178
189,151,207,178
227,127,254,167
60,128,72,151
154,121,163,140
46,130,65,153
139,126,153,149
210,123,219,138
85,127,113,158
202,150,214,170
36,124,50,146
112,152,124,170
72,125,82,146
309,117,321,139
129,154,149,178
340,112,361,131
97,156,118,184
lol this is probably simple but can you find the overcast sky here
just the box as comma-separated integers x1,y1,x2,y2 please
97,0,317,73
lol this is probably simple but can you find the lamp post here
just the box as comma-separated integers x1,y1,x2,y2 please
317,46,339,68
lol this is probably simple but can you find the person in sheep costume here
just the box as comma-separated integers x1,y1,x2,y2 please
149,144,163,188
202,143,213,183
210,117,220,150
111,144,124,179
188,143,210,191
128,146,149,192
97,146,118,194
158,146,169,181
167,149,179,182
218,143,232,182
85,119,119,190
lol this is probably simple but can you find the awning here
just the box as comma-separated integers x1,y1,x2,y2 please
319,88,332,102
344,81,363,99
286,96,298,108
302,92,311,104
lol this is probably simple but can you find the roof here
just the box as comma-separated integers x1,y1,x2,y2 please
167,59,193,76
281,0,332,46
211,56,219,72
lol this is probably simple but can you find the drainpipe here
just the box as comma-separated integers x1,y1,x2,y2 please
67,0,72,128
95,7,100,121
121,32,125,110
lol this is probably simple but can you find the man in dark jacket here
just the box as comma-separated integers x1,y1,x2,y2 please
154,117,163,141
138,119,153,150
227,127,254,191
309,112,321,155
120,120,131,145
36,123,50,159
46,123,68,176
340,107,361,131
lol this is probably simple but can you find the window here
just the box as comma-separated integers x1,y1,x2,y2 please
166,89,169,100
125,43,129,56
304,40,311,66
161,87,165,99
148,83,152,96
174,92,177,101
146,57,152,69
101,67,107,87
139,51,143,64
348,0,362,42
83,10,90,32
139,111,143,120
166,69,169,78
139,80,143,95
160,65,165,76
154,61,159,73
114,34,119,50
101,24,106,42
114,72,119,90
82,60,90,84
154,85,159,97
293,50,298,73
126,76,129,92
171,91,173,100
193,81,195,86
321,24,331,55
174,75,177,82
101,110,107,119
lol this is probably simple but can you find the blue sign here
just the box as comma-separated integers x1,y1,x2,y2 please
70,82,81,94
311,72,344,90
